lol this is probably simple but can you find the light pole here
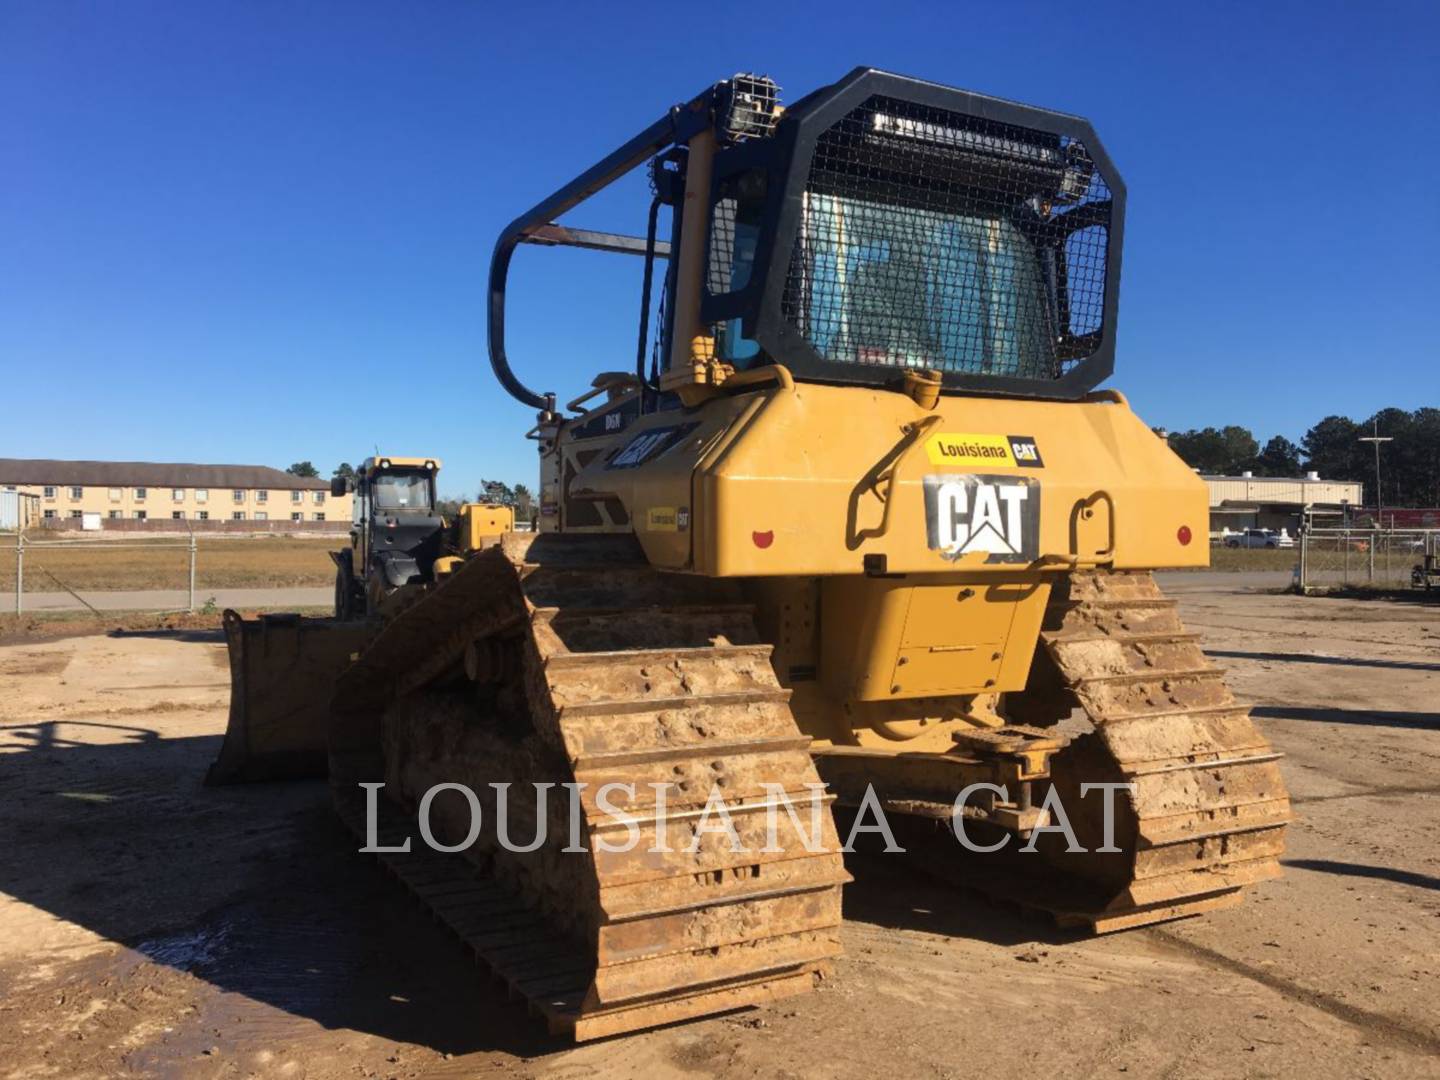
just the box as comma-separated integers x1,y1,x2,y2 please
1357,420,1393,528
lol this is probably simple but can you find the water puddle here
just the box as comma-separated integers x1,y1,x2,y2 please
134,904,364,1015
136,921,235,970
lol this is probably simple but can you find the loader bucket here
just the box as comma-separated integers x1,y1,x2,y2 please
206,610,376,784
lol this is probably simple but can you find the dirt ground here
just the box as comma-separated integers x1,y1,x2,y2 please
0,537,339,592
0,585,1436,1080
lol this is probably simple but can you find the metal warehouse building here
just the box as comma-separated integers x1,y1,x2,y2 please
1206,472,1363,536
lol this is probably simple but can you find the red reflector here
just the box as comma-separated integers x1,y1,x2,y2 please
1177,525,1193,545
752,530,774,549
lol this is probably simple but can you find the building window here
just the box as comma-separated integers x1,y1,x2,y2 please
197,511,209,521
134,510,147,521
233,489,245,503
70,509,83,519
257,490,268,504
109,488,122,502
313,513,325,522
291,512,302,522
195,489,208,503
42,486,56,499
313,491,325,505
172,488,185,502
172,511,185,520
69,486,83,500
254,512,268,521
108,510,120,520
232,511,245,521
43,509,55,519
291,490,302,504
134,487,147,501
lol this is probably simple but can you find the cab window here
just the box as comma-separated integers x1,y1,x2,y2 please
371,472,431,510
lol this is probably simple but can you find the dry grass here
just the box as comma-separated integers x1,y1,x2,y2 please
0,536,339,591
1196,545,1300,572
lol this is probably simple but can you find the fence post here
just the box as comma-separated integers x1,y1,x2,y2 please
1368,532,1376,583
13,531,21,616
188,533,197,613
1298,527,1309,592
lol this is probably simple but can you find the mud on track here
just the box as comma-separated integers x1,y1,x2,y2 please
0,587,1436,1079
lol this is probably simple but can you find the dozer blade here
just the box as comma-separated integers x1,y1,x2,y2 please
206,610,376,785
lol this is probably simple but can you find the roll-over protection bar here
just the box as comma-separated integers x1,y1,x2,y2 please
485,85,728,411
486,69,1124,408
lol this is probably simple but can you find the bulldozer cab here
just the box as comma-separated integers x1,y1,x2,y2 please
485,68,1200,579
488,69,1122,409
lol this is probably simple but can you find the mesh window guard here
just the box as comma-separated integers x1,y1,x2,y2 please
780,95,1112,381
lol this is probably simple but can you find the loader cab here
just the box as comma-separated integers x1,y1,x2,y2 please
333,456,444,618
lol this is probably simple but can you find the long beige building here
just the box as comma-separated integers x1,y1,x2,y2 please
0,458,352,526
1205,471,1363,534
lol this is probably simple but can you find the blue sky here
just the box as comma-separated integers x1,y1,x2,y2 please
3,1,1437,496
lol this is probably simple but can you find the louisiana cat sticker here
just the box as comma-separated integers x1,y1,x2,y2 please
646,506,680,532
923,474,1040,563
925,433,1044,469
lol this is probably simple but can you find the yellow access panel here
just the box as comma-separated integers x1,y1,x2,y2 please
820,575,1050,701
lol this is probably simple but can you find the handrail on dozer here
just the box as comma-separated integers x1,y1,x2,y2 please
486,83,729,412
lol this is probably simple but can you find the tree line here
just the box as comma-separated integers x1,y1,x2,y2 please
1163,407,1440,507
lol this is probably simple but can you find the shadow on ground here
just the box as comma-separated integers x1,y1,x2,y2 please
1209,649,1440,673
0,719,563,1061
109,628,226,643
1304,587,1439,605
841,851,1090,949
1283,858,1440,892
0,708,1079,1062
1250,705,1439,732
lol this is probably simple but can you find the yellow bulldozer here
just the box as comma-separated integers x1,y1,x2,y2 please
211,68,1289,1039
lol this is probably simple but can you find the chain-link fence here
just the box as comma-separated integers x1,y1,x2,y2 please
1298,527,1440,592
1,530,348,616
5,533,199,615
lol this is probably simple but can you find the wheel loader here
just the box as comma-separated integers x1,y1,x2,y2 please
206,455,512,782
329,455,515,620
211,68,1290,1039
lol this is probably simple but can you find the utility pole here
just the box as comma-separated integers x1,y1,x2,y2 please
1358,420,1393,527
